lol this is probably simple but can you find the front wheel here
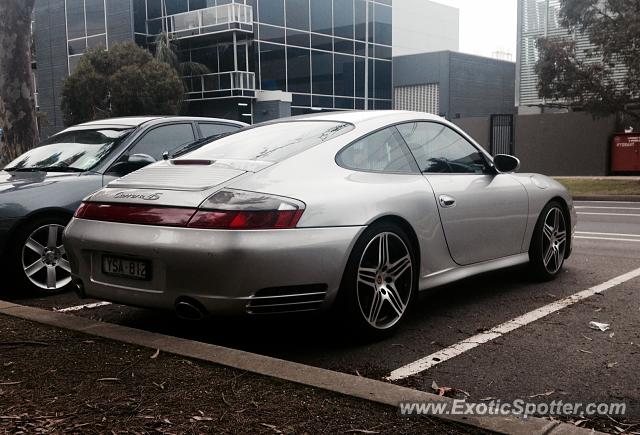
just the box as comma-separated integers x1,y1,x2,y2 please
337,222,417,340
529,201,568,281
8,216,73,295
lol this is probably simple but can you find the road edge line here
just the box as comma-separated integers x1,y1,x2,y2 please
0,301,598,435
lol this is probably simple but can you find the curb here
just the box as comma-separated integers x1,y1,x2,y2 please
573,195,640,202
0,301,600,435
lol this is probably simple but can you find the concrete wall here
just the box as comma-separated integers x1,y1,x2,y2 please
394,51,516,119
515,112,615,176
449,52,515,119
393,0,459,57
453,112,617,176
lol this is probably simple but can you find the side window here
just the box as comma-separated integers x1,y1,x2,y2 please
129,124,196,160
337,127,417,173
199,123,241,138
396,122,488,174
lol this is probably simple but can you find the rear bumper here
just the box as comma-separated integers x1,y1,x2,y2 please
63,218,364,315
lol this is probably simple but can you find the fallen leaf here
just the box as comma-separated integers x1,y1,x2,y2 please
528,390,555,398
589,321,610,332
96,378,120,382
0,382,22,386
579,349,593,354
607,362,619,368
260,423,283,433
150,349,160,359
191,416,214,421
573,419,588,426
345,430,380,434
609,332,615,338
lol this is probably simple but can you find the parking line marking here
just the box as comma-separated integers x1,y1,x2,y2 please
54,301,112,312
386,267,640,381
577,212,640,217
576,231,640,238
575,236,640,243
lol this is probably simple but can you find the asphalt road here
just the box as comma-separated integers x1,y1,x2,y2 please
4,200,640,421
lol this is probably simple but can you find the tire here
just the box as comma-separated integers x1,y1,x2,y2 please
337,221,418,341
7,215,73,295
528,201,568,281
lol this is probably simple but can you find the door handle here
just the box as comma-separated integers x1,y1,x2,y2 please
439,195,456,208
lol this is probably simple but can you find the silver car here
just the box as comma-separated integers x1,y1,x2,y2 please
64,111,576,338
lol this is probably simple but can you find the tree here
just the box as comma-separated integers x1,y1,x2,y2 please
61,43,184,125
0,0,39,162
535,0,640,122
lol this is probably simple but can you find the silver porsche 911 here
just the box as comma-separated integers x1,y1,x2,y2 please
64,111,576,338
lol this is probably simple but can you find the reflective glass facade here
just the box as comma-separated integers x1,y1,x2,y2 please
44,0,392,129
132,0,392,118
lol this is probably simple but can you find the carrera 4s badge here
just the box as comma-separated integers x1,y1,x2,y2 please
114,192,163,201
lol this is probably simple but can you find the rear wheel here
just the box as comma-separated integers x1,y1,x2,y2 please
8,216,73,295
529,201,568,281
338,222,417,340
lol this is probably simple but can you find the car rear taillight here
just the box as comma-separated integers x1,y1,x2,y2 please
74,190,305,230
188,189,305,229
74,202,195,227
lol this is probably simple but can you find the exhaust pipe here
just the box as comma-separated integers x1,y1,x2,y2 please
175,299,207,321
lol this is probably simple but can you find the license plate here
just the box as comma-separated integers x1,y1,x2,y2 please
102,255,150,280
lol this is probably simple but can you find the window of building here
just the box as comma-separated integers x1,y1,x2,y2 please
285,0,309,31
259,0,285,26
374,59,391,100
396,122,488,174
85,0,105,35
311,50,333,95
374,3,391,46
333,0,354,39
337,127,417,173
287,47,311,93
334,54,354,97
65,0,108,74
310,0,332,34
259,42,287,91
66,0,85,39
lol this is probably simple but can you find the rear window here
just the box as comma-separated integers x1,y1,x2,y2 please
185,121,353,163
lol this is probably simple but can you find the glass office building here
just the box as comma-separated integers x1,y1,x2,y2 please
37,0,392,131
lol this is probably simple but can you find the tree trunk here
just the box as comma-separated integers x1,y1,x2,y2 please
0,0,38,164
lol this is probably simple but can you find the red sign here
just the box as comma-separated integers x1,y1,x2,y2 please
611,134,640,173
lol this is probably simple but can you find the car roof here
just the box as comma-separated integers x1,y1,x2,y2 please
71,116,246,129
277,110,445,124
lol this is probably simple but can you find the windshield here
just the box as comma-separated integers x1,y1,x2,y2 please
184,121,354,163
4,128,132,172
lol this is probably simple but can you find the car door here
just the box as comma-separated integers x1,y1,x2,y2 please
396,121,528,265
103,122,197,184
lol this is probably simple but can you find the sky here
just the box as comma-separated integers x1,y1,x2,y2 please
433,0,518,60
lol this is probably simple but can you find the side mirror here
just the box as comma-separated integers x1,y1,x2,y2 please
107,153,156,176
493,154,520,173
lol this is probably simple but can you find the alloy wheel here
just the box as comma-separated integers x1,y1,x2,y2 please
21,224,72,291
356,232,413,330
541,207,567,274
